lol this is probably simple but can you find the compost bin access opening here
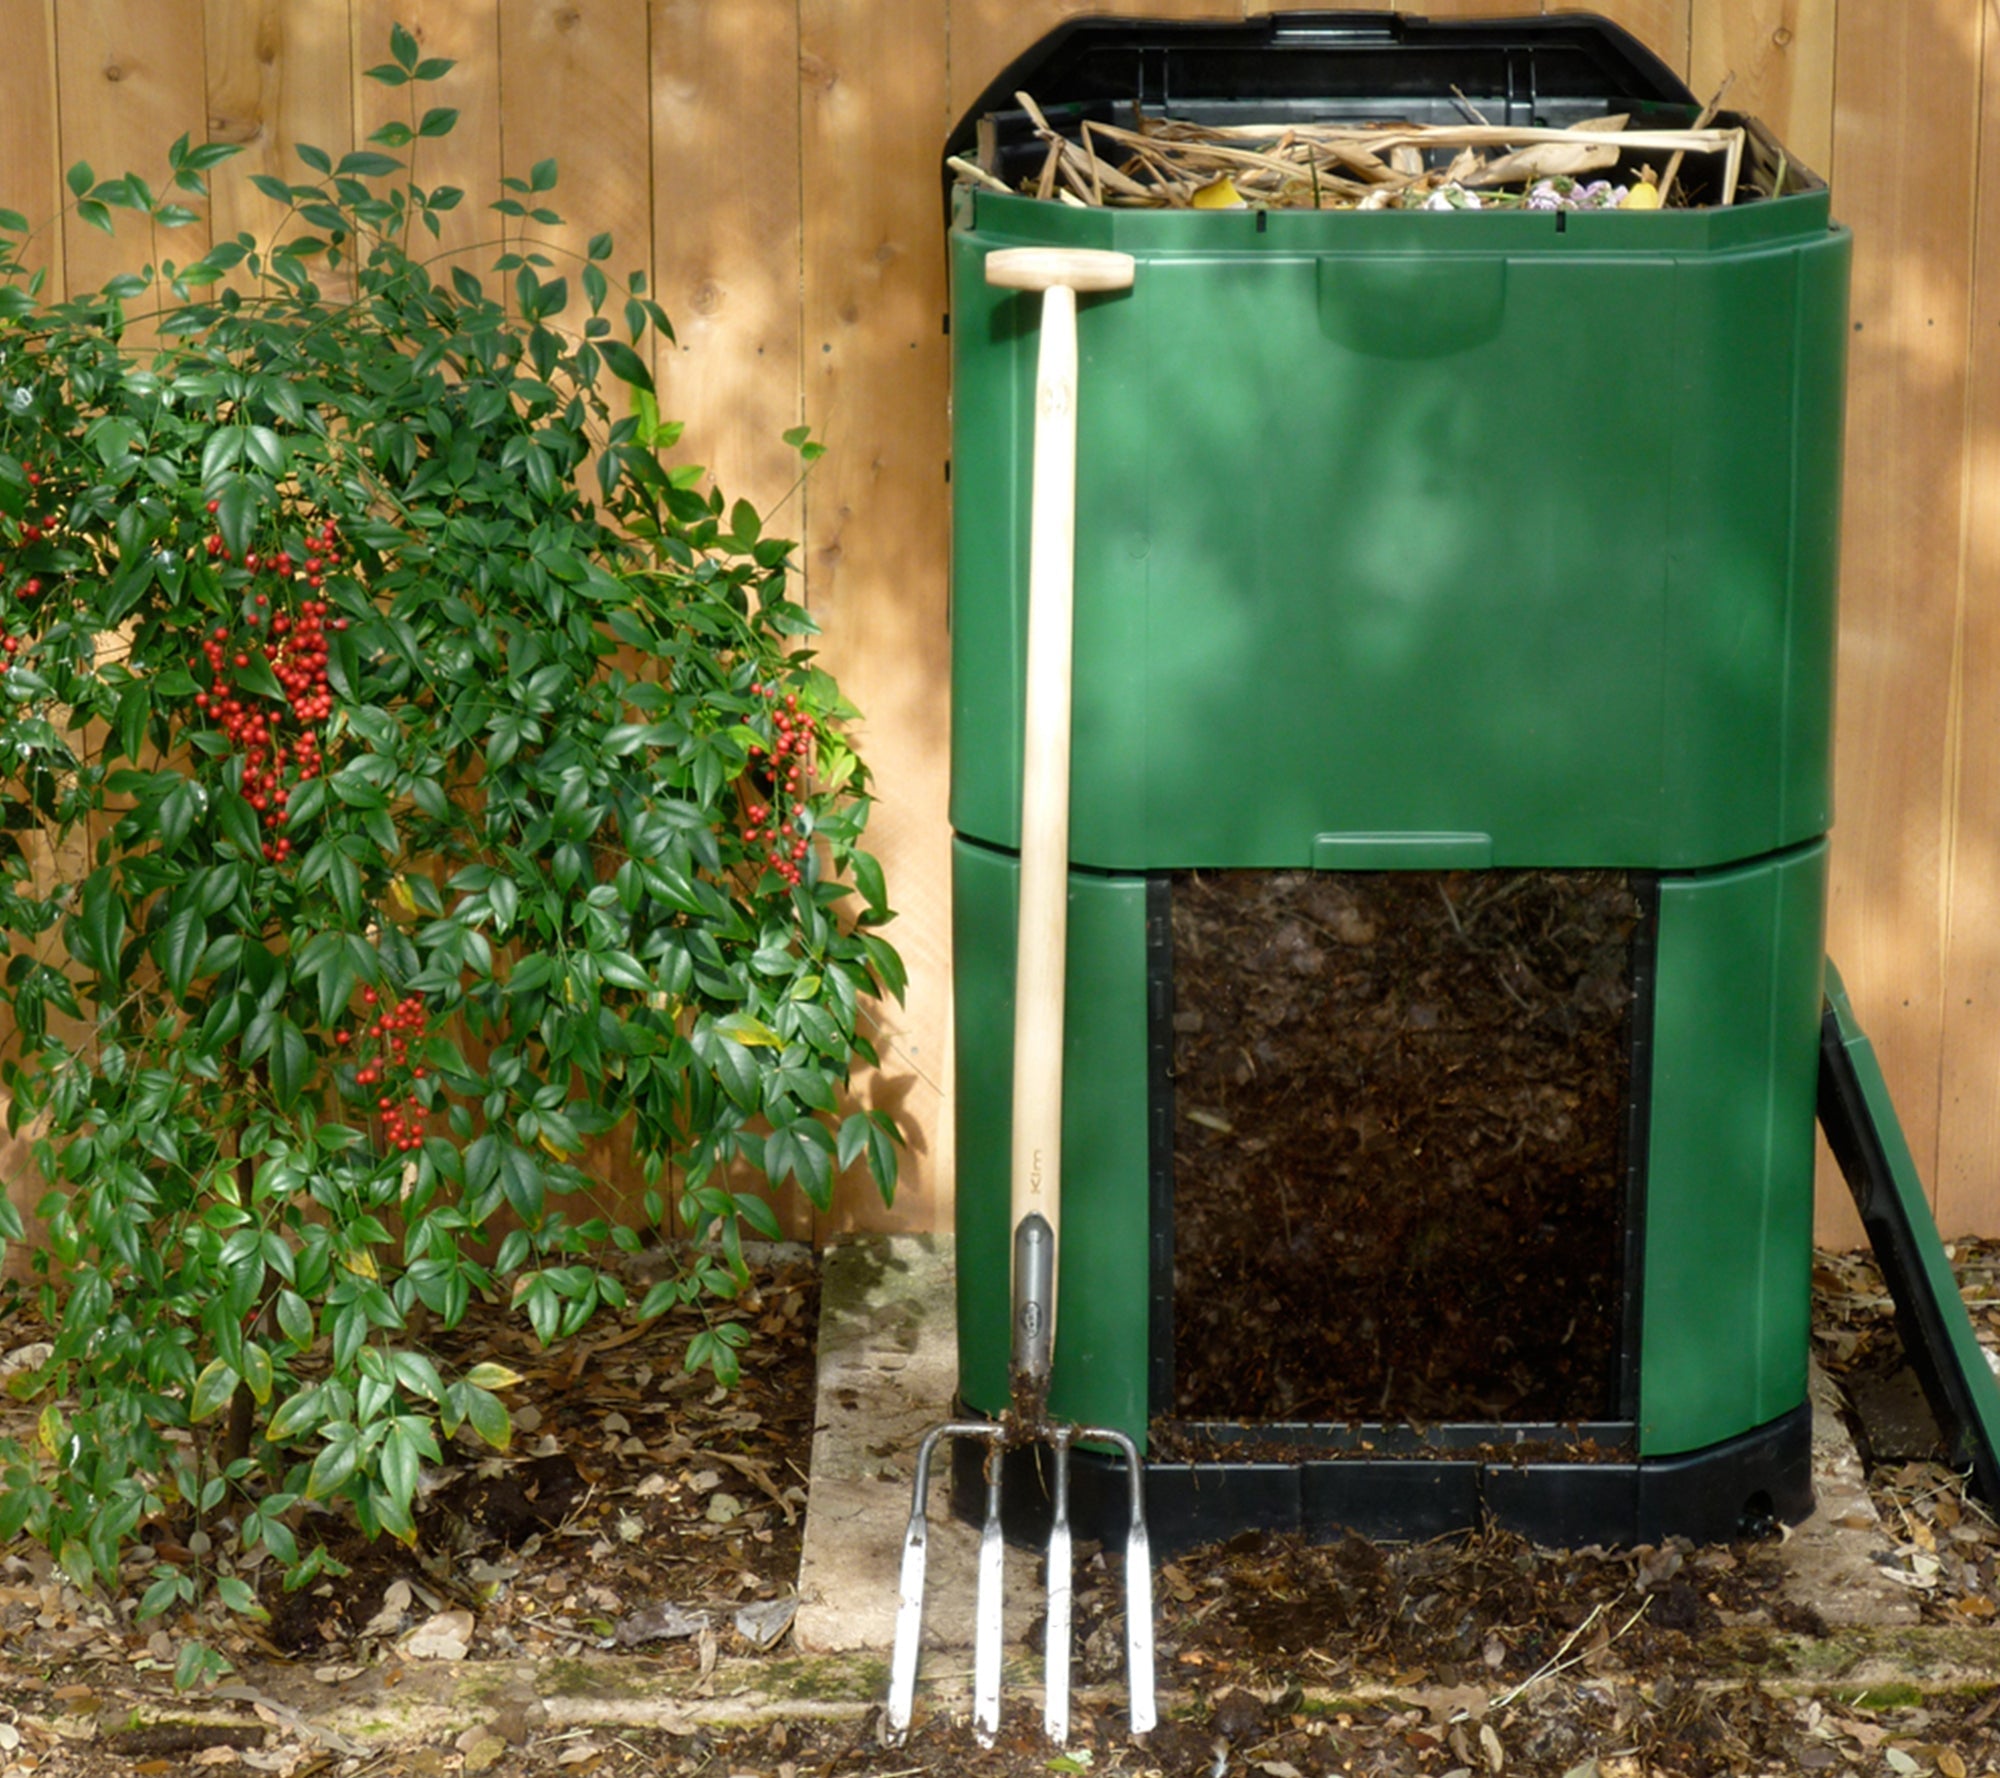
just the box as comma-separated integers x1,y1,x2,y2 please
1163,868,1643,1437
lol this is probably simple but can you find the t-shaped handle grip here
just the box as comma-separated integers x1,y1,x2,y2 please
985,246,1137,295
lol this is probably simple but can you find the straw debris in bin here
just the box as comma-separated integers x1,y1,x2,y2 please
949,90,1764,213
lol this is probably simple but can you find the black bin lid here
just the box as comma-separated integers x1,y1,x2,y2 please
946,10,1699,196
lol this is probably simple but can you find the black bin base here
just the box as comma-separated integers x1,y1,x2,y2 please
948,1403,1813,1556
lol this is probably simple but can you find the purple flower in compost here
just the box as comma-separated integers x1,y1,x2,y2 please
1574,180,1631,209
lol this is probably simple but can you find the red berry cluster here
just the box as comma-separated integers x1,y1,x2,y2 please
3,462,56,659
192,508,349,864
742,681,818,887
335,986,433,1153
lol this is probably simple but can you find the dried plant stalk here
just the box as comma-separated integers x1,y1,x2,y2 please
958,101,1752,213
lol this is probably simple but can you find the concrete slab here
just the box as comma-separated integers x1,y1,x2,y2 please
794,1234,1040,1657
1778,1361,1924,1627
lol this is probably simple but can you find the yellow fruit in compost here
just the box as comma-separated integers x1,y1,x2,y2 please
1622,178,1661,210
1192,176,1247,210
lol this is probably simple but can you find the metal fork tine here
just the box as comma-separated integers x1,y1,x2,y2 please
1043,1428,1073,1744
1123,1510,1157,1735
883,1419,1156,1747
973,1444,1006,1746
1082,1426,1156,1736
884,1426,945,1745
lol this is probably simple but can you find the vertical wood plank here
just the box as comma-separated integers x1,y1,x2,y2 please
1936,3,2000,1236
204,0,357,255
0,0,60,1272
801,0,953,1235
497,2,651,322
53,0,210,297
351,0,500,267
645,4,809,1235
1818,8,1980,1237
0,0,65,297
1690,0,1835,175
1588,1,1689,78
645,2,810,1241
650,0,804,512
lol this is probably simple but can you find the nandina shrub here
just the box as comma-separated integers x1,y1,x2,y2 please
0,30,901,1669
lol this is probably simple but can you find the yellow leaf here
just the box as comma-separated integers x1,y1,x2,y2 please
716,1011,784,1049
538,1132,572,1162
464,1362,524,1391
1192,176,1247,210
37,1402,67,1460
390,874,417,913
341,1249,379,1280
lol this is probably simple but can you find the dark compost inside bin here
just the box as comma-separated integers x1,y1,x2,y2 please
1167,868,1643,1430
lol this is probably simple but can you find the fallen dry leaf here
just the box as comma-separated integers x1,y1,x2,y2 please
400,1610,475,1661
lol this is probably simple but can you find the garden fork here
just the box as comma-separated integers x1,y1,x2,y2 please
884,246,1151,1747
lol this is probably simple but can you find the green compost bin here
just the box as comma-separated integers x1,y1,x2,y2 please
947,11,1850,1548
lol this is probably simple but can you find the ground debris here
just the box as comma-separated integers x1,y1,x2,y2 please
0,1244,1997,1775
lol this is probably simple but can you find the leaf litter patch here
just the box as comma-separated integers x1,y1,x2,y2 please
0,1246,1998,1773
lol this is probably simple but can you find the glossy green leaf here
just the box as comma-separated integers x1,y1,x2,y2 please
158,902,205,1001
598,338,653,392
269,1017,311,1109
189,1359,241,1423
462,1385,510,1451
214,475,261,560
240,1342,275,1405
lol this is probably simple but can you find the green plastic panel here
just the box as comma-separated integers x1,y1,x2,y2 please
1821,963,2000,1495
952,838,1154,1439
1639,843,1826,1455
950,194,1850,872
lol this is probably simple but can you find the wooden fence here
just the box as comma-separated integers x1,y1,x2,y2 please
0,0,1988,1246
